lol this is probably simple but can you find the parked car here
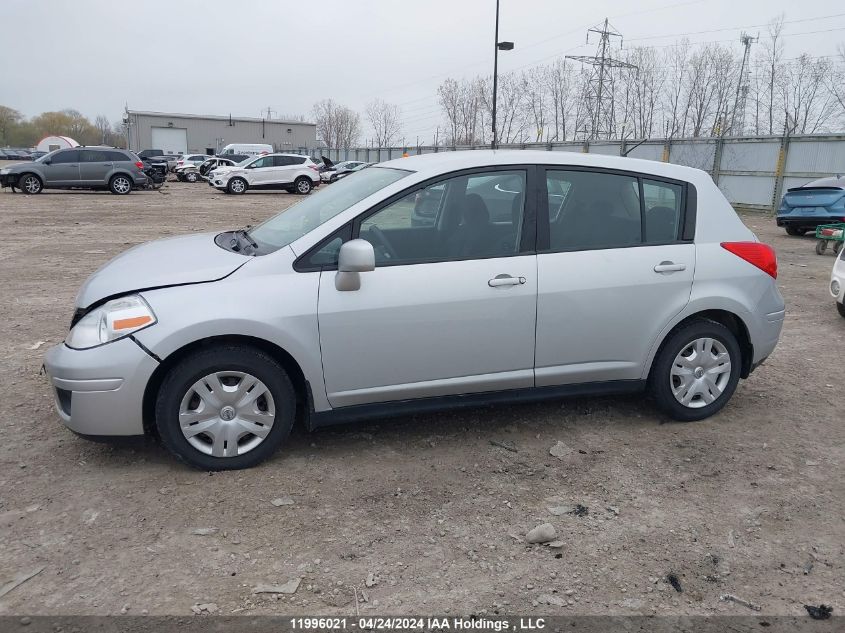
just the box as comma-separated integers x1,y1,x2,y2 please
0,149,8,160
209,153,320,194
0,147,148,194
776,176,845,235
321,160,369,183
830,245,845,318
2,148,29,160
29,151,47,160
176,154,210,169
136,149,177,171
43,150,784,470
173,154,212,182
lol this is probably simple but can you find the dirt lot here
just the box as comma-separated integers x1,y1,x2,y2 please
0,163,842,617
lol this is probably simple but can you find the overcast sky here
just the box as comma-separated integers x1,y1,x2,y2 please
2,0,844,142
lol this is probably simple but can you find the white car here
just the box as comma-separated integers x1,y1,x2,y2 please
321,160,369,183
830,244,845,317
210,153,321,195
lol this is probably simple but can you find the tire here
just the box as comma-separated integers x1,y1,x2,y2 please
227,177,248,194
834,241,843,256
294,176,312,195
154,345,296,470
649,319,742,422
816,240,828,255
785,226,804,236
837,302,845,319
109,174,132,195
19,173,42,195
185,171,199,183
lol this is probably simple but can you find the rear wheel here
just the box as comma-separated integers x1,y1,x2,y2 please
816,240,828,255
649,319,741,422
227,177,247,194
185,171,199,183
294,176,312,195
785,226,805,236
834,241,843,255
109,174,132,195
155,345,296,470
20,173,42,194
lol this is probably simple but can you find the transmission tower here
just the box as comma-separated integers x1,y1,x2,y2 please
566,18,637,140
730,32,758,136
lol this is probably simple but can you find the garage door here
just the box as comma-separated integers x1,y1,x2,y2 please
151,127,188,154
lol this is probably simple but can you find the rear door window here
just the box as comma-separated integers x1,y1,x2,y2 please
546,170,641,250
80,150,109,162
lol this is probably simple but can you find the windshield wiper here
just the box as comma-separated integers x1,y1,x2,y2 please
235,227,257,249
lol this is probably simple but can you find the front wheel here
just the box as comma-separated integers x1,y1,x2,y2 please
649,319,741,422
837,302,845,318
785,226,805,236
109,174,132,195
154,345,296,470
816,240,828,255
294,176,312,195
227,177,247,194
185,171,199,183
20,173,42,194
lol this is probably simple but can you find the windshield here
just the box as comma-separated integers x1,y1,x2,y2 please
249,167,410,252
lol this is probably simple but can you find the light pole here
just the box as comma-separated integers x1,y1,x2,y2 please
491,0,514,150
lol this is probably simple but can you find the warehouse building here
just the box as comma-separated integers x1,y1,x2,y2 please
125,110,317,155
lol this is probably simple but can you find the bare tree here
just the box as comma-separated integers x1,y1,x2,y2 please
523,66,549,142
661,41,690,139
366,99,402,147
94,115,112,144
779,54,837,134
545,59,575,141
312,99,361,148
760,16,785,134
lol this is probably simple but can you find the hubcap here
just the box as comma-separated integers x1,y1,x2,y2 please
24,176,40,193
178,371,275,458
231,180,244,192
298,180,309,193
114,177,130,193
670,337,732,408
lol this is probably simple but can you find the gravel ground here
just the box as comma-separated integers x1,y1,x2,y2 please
0,165,842,617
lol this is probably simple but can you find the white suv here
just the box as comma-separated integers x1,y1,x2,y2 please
210,153,320,195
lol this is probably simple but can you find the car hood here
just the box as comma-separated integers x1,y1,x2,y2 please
75,232,248,308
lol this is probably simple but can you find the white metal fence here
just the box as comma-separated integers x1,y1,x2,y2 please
310,133,845,213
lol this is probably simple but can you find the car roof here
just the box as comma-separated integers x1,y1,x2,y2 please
379,149,704,181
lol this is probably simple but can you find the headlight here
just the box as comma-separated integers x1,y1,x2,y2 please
65,295,157,349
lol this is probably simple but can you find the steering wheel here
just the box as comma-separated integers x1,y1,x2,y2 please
369,225,399,260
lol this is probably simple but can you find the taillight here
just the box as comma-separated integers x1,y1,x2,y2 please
721,242,778,279
135,161,144,169
308,165,319,172
177,160,184,165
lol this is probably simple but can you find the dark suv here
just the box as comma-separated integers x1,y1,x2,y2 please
0,147,148,194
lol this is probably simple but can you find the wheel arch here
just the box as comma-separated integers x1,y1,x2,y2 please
141,334,311,438
645,309,754,383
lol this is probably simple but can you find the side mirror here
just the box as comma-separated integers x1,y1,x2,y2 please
42,159,51,165
335,239,375,291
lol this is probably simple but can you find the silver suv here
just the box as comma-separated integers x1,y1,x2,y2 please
0,147,147,194
44,150,784,470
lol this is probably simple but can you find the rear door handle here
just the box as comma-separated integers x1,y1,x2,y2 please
654,261,686,273
488,274,526,287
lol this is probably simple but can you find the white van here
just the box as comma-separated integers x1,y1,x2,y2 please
218,143,273,157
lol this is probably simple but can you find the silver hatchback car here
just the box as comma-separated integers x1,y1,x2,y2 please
44,151,785,470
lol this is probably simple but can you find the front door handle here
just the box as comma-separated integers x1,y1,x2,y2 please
488,274,526,287
654,261,686,273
